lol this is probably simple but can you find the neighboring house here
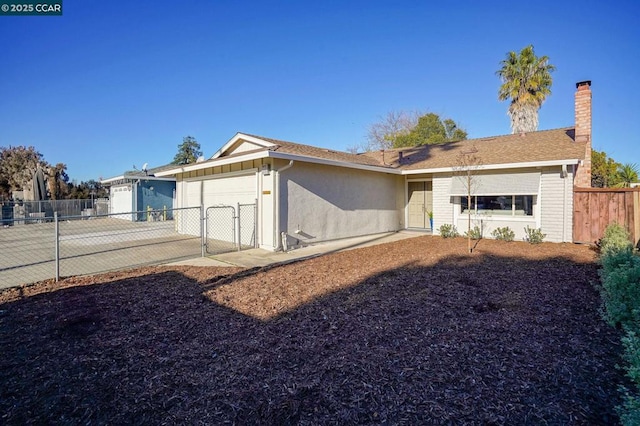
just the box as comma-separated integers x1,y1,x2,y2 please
157,81,593,250
101,164,177,221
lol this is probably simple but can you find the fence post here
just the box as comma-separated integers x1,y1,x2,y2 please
54,212,60,282
237,202,241,251
200,205,205,257
254,199,258,248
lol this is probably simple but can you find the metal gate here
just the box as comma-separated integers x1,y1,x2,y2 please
205,203,257,254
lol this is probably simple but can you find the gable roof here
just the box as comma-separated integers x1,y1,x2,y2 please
364,127,586,172
156,128,586,177
240,133,386,167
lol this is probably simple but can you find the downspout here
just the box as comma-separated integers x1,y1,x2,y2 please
561,164,570,242
274,160,294,251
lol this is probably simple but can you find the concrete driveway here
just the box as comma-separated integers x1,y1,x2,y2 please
170,230,428,268
0,218,201,289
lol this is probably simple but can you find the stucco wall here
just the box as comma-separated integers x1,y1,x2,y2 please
279,162,403,245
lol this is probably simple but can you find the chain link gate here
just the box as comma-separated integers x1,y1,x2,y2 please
205,203,256,255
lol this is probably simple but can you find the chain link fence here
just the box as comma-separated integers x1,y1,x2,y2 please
1,202,258,289
0,207,202,289
205,203,257,254
238,203,257,250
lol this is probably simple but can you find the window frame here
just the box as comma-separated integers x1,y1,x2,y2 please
459,194,535,217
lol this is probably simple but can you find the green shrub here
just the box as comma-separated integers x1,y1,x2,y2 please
622,327,640,383
600,224,636,281
523,226,546,244
601,248,636,282
491,226,515,242
618,328,640,426
438,224,459,238
600,223,633,257
598,223,640,423
464,225,482,240
601,256,640,328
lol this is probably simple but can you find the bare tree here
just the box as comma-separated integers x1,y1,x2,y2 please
453,147,483,253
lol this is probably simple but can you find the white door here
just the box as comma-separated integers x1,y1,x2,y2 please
110,185,133,220
407,181,433,229
202,174,257,245
183,180,202,208
202,174,256,208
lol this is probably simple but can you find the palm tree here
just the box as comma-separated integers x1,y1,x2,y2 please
617,163,639,187
497,45,556,134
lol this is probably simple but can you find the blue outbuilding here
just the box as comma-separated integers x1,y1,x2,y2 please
101,164,176,221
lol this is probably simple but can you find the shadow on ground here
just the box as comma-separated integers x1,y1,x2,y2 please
0,238,623,424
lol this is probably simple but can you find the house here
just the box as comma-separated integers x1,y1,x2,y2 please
156,81,593,250
101,164,177,221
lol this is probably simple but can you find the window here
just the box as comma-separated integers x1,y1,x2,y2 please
460,195,534,216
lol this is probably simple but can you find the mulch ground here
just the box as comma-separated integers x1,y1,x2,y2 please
0,236,624,425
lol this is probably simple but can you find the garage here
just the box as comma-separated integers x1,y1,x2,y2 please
202,173,257,207
178,173,258,246
181,173,257,208
110,184,134,220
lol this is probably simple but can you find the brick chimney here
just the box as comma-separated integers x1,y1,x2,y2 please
574,80,592,187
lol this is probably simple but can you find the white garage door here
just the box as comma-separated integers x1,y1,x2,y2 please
110,185,133,220
202,174,257,247
202,174,256,208
177,175,256,238
183,180,202,208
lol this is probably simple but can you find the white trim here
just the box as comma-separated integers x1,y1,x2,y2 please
182,168,258,182
156,151,270,176
268,151,395,174
401,159,582,175
101,175,176,184
100,175,125,184
211,132,278,159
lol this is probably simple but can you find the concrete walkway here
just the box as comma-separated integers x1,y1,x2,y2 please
169,230,428,268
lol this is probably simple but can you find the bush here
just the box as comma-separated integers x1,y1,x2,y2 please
601,247,636,282
619,390,640,426
600,256,640,328
618,328,640,425
491,226,515,242
523,226,545,244
598,223,640,423
600,224,636,283
464,225,482,240
438,224,459,238
600,223,633,258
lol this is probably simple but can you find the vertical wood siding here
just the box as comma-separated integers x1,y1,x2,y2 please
573,188,640,247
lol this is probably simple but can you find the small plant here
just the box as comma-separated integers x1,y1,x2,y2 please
464,225,482,240
491,226,515,242
599,223,633,257
438,224,459,238
524,226,545,244
427,211,434,220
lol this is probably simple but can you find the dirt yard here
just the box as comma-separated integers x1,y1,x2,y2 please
0,236,623,424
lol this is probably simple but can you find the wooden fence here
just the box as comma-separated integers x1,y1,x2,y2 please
573,187,640,247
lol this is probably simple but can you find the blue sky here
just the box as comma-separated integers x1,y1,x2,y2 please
1,0,638,182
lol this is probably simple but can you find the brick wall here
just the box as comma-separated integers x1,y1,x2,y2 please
574,81,592,188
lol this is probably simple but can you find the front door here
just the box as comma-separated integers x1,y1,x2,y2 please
407,181,433,229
